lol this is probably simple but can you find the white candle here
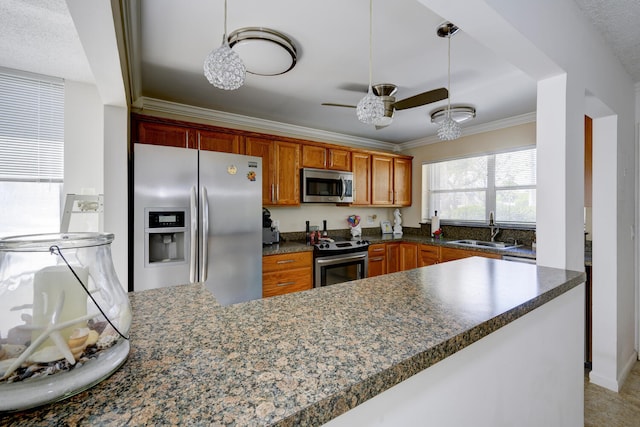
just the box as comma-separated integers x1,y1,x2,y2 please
32,265,89,347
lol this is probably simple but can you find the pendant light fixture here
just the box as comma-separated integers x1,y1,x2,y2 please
436,22,461,141
356,0,385,124
203,0,246,90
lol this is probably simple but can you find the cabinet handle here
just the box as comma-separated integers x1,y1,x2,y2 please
271,184,275,202
371,257,385,261
276,185,280,202
277,281,296,287
276,259,296,264
372,248,384,252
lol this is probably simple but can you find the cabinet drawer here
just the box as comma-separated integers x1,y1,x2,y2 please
263,252,312,273
262,268,312,297
368,243,386,254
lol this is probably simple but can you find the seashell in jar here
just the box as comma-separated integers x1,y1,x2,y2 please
0,358,17,378
68,328,92,360
86,330,100,346
28,346,65,364
2,344,26,360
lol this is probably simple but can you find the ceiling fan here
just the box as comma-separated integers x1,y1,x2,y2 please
322,83,448,129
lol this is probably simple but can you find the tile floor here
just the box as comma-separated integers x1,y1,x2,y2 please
584,361,640,426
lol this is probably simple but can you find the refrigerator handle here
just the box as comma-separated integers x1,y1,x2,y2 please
201,186,209,282
189,186,198,283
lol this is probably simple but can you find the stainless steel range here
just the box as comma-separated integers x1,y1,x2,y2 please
313,238,369,287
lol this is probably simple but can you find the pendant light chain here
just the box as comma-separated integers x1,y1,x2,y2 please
223,0,228,39
368,0,373,89
447,33,451,118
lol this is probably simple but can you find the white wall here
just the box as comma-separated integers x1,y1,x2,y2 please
402,121,536,227
419,0,636,391
267,205,394,234
63,81,104,196
327,284,585,427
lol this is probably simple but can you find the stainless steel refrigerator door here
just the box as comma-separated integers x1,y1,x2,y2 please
199,151,262,305
133,143,198,291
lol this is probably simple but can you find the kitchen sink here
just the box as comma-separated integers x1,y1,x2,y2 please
448,239,521,250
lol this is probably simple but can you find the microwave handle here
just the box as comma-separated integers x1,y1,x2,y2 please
340,176,346,200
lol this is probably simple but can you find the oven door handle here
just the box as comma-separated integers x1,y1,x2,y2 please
315,252,368,265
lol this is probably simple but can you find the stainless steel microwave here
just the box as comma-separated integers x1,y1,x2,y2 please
301,168,353,203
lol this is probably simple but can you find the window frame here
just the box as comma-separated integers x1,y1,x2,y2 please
422,146,536,228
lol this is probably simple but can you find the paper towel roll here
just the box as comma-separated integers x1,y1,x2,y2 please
431,215,440,235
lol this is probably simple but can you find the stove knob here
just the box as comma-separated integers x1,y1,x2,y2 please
322,243,328,249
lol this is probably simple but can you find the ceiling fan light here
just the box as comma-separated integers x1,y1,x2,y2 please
373,115,393,127
356,88,385,124
437,115,462,141
204,41,246,90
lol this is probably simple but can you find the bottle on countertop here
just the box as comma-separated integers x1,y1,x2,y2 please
306,221,310,245
322,220,328,238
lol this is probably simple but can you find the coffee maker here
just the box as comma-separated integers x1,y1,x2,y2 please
262,208,280,245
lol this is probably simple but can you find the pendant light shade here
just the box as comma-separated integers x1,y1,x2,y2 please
203,0,246,90
356,0,384,124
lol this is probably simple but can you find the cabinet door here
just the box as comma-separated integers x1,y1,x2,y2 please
301,144,326,169
419,244,439,267
400,243,418,271
368,244,387,277
328,148,351,171
198,130,243,154
393,158,412,206
386,243,401,274
440,247,501,263
134,121,190,148
352,152,371,205
273,141,300,205
246,137,275,205
372,155,393,205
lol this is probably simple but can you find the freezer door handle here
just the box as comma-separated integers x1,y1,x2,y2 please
201,186,209,282
189,186,198,283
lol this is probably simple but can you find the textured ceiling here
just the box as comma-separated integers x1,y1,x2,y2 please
0,0,93,82
573,0,640,82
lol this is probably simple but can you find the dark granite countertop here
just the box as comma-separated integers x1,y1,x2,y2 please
264,235,537,260
2,258,585,426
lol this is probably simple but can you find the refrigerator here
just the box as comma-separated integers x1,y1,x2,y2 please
133,143,262,305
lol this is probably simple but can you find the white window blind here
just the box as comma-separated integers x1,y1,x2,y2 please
423,147,536,225
0,71,64,182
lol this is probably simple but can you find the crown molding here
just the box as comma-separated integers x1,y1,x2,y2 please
133,97,396,151
401,112,537,149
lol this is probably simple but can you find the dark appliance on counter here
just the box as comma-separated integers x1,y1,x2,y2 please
313,238,369,287
301,168,353,203
262,208,280,245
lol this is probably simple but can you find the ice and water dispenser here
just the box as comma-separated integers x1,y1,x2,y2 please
145,209,188,265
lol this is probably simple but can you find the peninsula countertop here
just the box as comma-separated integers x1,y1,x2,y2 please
2,258,585,426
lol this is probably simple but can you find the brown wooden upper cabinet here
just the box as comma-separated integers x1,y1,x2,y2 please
371,155,411,206
246,137,300,206
133,120,193,148
301,144,352,171
197,130,244,154
352,151,371,205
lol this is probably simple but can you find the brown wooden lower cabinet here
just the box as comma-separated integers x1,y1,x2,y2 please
368,243,387,277
439,247,502,262
262,252,312,298
419,244,440,267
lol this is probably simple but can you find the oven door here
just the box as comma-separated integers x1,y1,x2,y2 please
314,252,368,288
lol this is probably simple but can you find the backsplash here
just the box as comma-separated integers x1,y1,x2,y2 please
280,224,537,247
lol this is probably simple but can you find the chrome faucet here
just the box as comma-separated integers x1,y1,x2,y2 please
489,211,500,242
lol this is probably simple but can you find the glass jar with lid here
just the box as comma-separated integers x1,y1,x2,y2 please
0,232,131,412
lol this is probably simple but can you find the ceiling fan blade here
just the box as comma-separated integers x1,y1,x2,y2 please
322,103,357,108
393,87,448,110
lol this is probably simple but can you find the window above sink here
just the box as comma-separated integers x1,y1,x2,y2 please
421,147,537,227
